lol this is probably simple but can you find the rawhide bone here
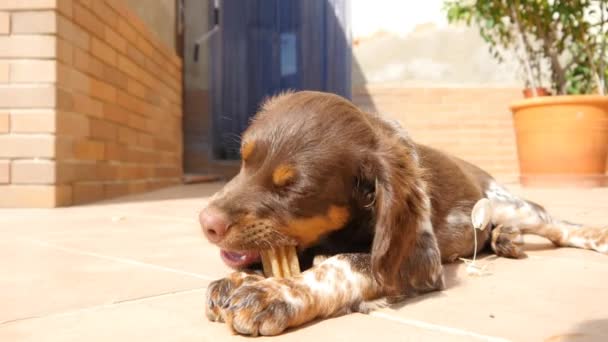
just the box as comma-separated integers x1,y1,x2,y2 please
260,246,300,278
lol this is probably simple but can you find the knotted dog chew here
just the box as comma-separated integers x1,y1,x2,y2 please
260,246,300,278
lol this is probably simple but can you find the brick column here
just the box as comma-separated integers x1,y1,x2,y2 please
0,0,183,208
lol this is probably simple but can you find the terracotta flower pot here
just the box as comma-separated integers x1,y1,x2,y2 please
510,95,608,187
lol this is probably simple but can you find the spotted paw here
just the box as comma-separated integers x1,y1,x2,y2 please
205,272,264,322
221,280,300,336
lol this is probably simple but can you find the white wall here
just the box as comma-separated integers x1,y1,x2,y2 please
350,0,521,87
352,0,449,40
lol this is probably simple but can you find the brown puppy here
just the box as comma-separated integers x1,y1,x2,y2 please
200,91,607,336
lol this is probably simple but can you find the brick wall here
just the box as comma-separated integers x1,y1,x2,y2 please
353,85,522,183
0,0,183,207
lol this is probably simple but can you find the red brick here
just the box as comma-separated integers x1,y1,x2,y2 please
127,113,147,131
105,142,127,161
72,182,104,204
103,65,127,89
104,182,128,199
73,2,104,39
118,126,137,145
90,78,116,103
57,0,73,18
57,38,73,64
96,163,117,181
91,37,116,66
126,45,145,66
55,136,74,160
73,139,105,160
117,91,144,116
137,132,154,149
74,48,103,78
56,111,89,137
89,118,117,141
57,14,89,50
57,64,90,93
105,27,126,53
117,55,139,80
116,18,137,43
127,79,146,98
92,0,118,28
72,93,103,118
102,103,129,125
76,0,92,8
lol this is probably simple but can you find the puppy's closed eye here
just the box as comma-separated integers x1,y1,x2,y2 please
272,164,297,187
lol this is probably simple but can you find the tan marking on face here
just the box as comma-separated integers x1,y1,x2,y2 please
285,205,350,246
241,141,255,161
272,164,296,186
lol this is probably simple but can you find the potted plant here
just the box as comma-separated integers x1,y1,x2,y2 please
444,0,608,187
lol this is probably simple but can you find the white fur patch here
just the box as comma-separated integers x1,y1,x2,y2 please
279,285,305,310
567,236,589,249
485,182,520,203
419,213,434,233
596,244,608,253
471,198,491,230
447,209,472,228
303,270,334,297
303,257,370,305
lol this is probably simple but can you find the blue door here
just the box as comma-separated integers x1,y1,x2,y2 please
209,0,351,160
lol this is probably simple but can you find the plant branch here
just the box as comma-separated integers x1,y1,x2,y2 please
537,1,567,94
510,1,538,94
598,0,606,94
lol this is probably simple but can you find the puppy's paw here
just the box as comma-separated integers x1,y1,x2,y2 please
222,280,301,336
205,272,264,322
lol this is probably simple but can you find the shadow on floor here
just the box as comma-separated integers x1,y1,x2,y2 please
69,183,226,208
544,319,608,342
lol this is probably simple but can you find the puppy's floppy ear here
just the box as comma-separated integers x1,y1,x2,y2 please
366,139,428,293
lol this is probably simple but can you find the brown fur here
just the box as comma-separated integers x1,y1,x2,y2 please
202,91,607,336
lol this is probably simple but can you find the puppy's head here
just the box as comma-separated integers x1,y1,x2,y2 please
199,91,371,268
200,91,426,294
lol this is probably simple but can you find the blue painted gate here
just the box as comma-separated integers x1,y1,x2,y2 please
209,0,351,160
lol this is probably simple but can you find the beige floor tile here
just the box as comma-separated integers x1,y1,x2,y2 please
0,239,207,323
0,289,479,342
375,252,608,342
0,183,607,341
9,217,230,279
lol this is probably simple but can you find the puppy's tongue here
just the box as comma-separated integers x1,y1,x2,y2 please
220,249,260,269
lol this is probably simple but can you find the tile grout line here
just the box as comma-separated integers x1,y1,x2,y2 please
2,285,513,342
111,215,198,224
10,238,595,340
17,238,217,281
0,288,207,326
369,311,512,342
526,254,608,265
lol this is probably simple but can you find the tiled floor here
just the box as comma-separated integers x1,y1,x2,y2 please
1,182,607,342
